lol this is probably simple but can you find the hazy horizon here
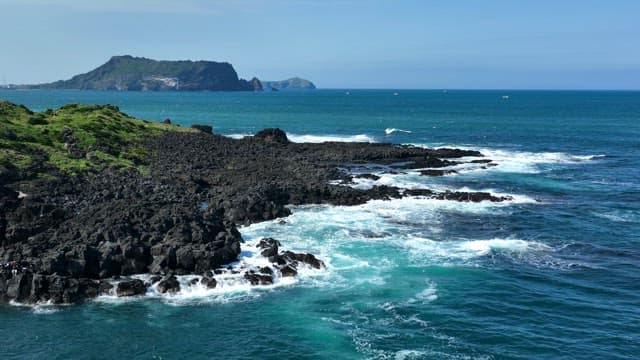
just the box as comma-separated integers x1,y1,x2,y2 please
1,0,638,90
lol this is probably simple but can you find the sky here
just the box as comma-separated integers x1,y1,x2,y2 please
0,0,638,89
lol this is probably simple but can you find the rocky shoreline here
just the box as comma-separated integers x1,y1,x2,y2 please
1,126,507,304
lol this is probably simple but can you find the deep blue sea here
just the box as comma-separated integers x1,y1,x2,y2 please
1,90,639,359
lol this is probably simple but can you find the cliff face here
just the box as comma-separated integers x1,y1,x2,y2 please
35,55,262,92
262,77,316,91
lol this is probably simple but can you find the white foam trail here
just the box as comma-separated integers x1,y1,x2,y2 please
411,283,438,303
287,133,376,143
404,236,554,265
385,128,412,135
395,350,427,360
225,133,252,139
225,132,377,143
473,149,605,173
32,305,60,314
456,238,553,256
8,299,64,314
591,209,639,223
408,143,605,174
350,173,450,191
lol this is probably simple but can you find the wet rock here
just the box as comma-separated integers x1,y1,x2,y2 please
6,273,32,302
254,128,289,144
279,265,297,277
244,272,273,285
201,276,217,289
99,281,114,295
355,173,380,181
419,169,458,176
29,274,49,302
434,191,512,202
116,279,146,297
280,251,325,269
157,275,180,294
257,238,280,258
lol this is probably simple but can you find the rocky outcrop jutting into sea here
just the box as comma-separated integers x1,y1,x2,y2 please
0,102,509,304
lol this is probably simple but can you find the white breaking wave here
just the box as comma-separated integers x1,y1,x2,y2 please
348,172,538,204
455,238,553,256
225,133,252,139
405,143,605,174
85,189,550,306
385,128,412,135
404,236,555,265
472,148,605,173
287,133,376,143
225,132,377,143
94,236,325,305
242,196,545,271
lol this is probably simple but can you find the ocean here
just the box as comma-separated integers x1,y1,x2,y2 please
0,89,638,359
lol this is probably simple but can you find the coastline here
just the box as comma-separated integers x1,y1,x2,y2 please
1,101,510,305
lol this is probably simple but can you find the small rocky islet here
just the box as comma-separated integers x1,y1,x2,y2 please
0,100,507,304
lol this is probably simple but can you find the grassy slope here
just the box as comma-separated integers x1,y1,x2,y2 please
0,100,190,177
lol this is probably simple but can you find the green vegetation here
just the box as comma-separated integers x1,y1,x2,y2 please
0,100,190,176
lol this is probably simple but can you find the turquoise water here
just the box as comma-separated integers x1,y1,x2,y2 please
1,90,639,359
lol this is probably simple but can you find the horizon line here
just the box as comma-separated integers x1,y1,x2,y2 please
2,86,639,92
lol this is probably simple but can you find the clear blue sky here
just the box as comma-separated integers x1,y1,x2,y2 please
1,0,638,89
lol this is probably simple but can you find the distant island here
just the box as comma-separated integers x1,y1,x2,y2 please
22,55,261,91
2,55,316,92
262,77,316,91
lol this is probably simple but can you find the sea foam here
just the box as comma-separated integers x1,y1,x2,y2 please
94,235,325,305
385,128,412,135
226,132,377,143
287,133,376,143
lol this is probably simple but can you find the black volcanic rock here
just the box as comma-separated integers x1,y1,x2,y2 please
116,279,146,297
157,275,181,294
0,103,508,304
31,55,261,92
254,128,289,144
191,124,213,134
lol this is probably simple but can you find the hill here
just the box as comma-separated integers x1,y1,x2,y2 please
30,55,262,91
0,100,190,179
